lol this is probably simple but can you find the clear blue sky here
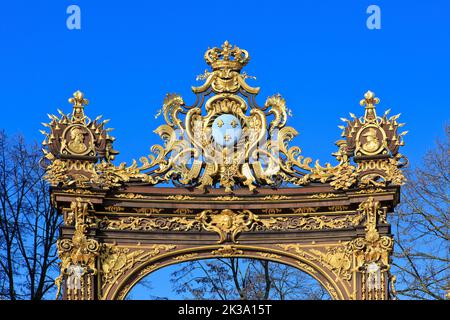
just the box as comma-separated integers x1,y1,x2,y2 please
0,1,448,299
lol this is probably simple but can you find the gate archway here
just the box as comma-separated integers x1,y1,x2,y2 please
108,244,346,300
42,41,407,300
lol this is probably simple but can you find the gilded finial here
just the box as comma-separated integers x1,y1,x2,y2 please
69,90,89,122
69,90,89,107
204,41,250,72
360,90,380,107
359,90,379,122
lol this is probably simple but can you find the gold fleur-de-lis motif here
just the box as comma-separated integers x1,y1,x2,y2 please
217,119,224,128
230,119,238,128
68,90,89,108
68,90,89,122
359,90,380,108
223,134,231,142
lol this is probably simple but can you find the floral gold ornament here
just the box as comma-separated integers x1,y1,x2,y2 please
99,244,176,299
211,245,244,257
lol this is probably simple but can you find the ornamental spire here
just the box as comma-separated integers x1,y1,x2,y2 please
69,90,89,123
359,90,380,123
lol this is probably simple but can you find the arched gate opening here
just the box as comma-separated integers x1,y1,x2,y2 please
125,256,333,300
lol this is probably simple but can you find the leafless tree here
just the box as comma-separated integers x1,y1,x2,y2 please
170,258,330,300
391,125,449,300
0,131,61,300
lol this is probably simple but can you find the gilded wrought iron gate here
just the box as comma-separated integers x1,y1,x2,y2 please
41,41,407,300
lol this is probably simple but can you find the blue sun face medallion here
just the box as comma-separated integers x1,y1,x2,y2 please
212,114,242,147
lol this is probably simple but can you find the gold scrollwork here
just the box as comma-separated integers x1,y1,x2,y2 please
280,243,353,281
138,264,160,277
348,197,394,300
292,207,318,214
105,206,125,213
211,245,244,257
276,244,323,276
55,198,100,299
354,188,385,194
62,188,95,195
308,193,339,199
99,244,176,299
115,193,146,199
256,252,282,260
135,208,164,214
212,196,242,201
100,209,366,244
262,195,291,200
261,208,282,214
173,208,194,214
101,216,200,232
166,195,195,201
327,206,349,211
173,253,199,261
325,282,339,300
310,247,353,281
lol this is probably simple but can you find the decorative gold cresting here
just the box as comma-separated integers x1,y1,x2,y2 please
42,42,408,193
